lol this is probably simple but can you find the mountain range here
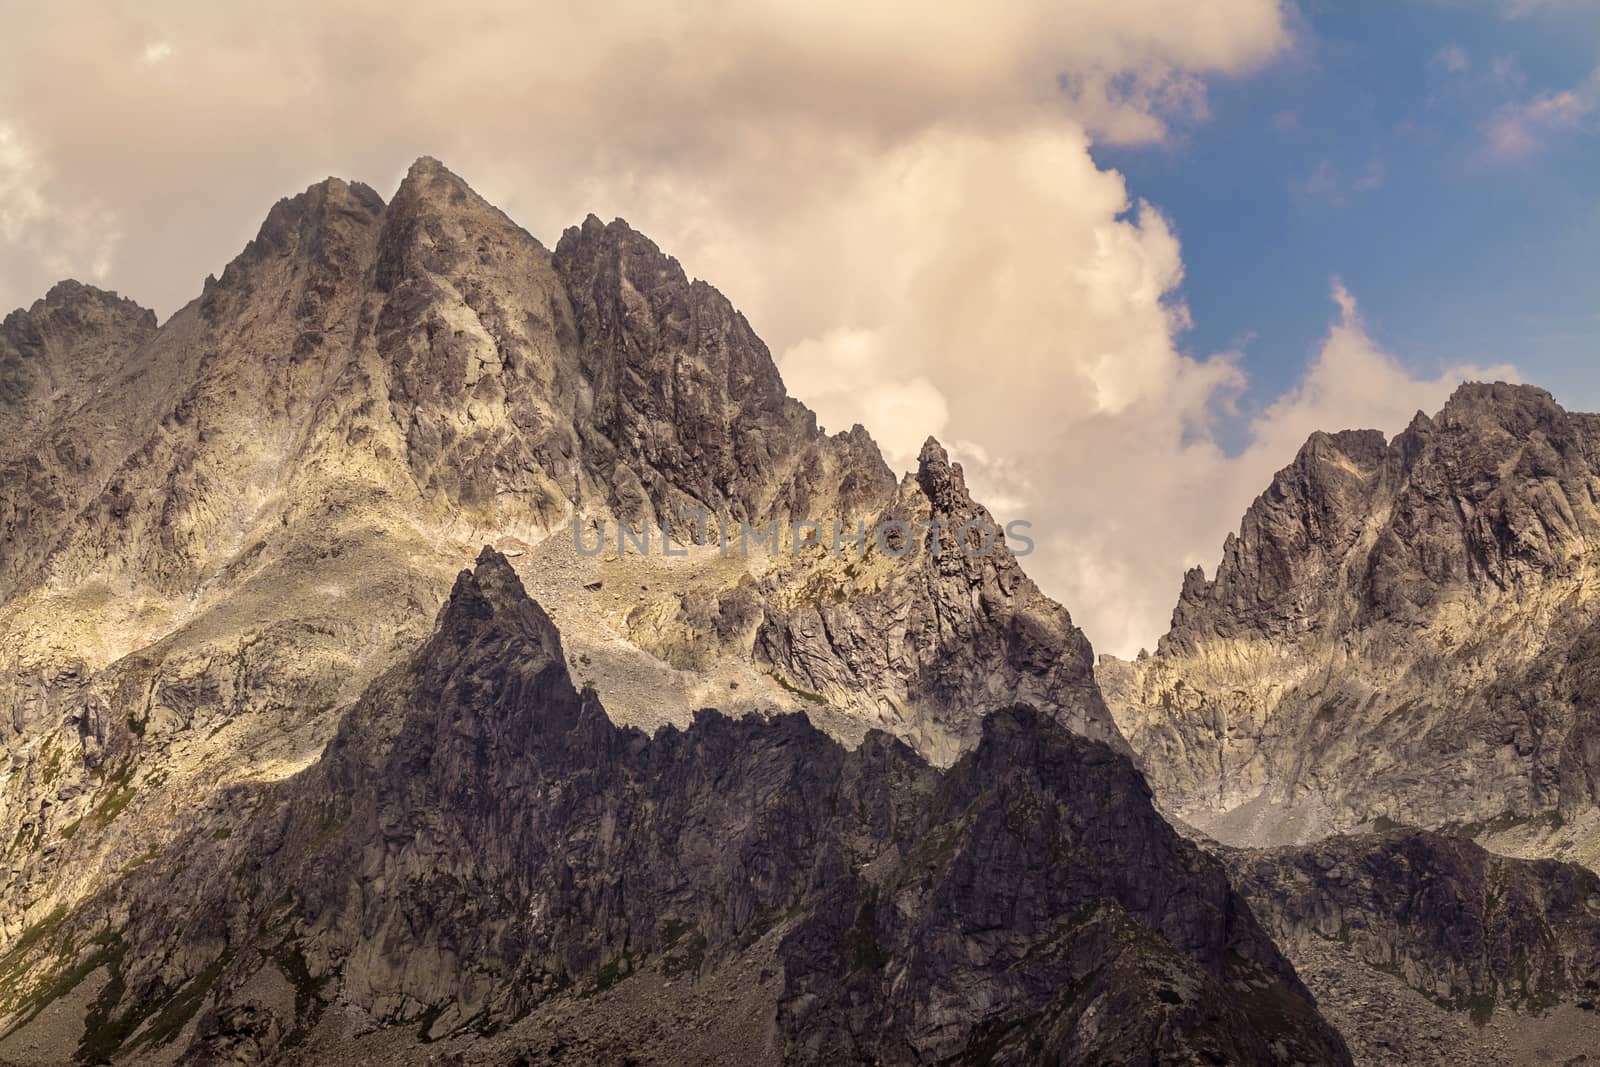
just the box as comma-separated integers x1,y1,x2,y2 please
1,159,1597,1065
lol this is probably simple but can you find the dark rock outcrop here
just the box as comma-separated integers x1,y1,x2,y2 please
1227,829,1600,1014
1219,828,1600,1063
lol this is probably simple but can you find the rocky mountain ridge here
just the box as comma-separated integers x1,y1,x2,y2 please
6,156,1600,1064
1101,382,1600,864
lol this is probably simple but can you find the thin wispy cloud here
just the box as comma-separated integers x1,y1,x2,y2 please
1299,158,1387,205
1431,43,1471,73
1484,67,1600,159
0,123,119,283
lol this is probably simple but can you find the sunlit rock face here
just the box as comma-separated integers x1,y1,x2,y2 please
1102,383,1600,864
5,153,1600,1066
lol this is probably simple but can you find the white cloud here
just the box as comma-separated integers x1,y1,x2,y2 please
779,328,949,469
0,0,1293,317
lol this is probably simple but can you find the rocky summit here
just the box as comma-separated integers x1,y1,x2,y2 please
2,158,1599,1065
1102,383,1600,867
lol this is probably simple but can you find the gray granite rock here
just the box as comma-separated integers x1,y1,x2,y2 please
0,550,1348,1065
1103,383,1600,860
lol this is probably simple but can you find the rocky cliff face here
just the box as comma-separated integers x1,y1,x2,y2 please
749,437,1117,762
1101,383,1600,862
0,551,1350,1066
0,280,160,594
1219,828,1600,1064
0,158,1116,949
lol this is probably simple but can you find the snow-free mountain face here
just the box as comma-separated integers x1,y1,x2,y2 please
1219,828,1600,1064
1102,382,1600,865
6,156,1600,1065
0,549,1352,1064
0,158,1115,956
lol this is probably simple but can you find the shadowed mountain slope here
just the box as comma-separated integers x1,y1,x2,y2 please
0,550,1350,1066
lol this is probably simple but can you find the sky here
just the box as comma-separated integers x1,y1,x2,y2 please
1,0,1596,657
1097,0,1600,434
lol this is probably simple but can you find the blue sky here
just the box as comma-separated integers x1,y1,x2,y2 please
1097,0,1600,442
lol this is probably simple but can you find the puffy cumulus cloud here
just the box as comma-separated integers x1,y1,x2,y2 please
2,1,1513,656
752,124,1200,454
0,0,1290,315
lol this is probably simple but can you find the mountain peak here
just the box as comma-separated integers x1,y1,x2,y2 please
914,436,966,499
38,279,152,318
204,175,386,315
251,176,386,249
553,212,690,290
405,154,451,177
436,546,563,655
374,155,541,295
393,154,476,203
1441,379,1547,410
469,544,540,614
1433,379,1569,440
2,277,159,420
6,279,154,330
